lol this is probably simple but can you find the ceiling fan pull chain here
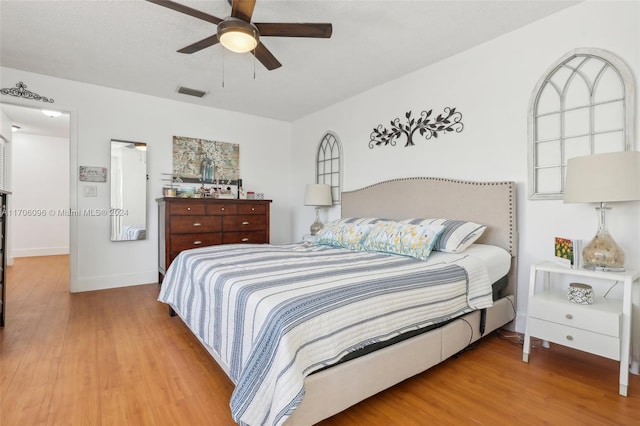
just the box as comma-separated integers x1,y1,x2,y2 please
252,28,257,80
221,48,225,88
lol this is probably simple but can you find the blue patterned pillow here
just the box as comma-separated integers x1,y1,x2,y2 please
315,222,376,250
362,221,444,260
333,217,390,226
315,221,343,247
400,218,486,253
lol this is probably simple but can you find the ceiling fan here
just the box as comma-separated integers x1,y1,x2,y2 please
147,0,333,70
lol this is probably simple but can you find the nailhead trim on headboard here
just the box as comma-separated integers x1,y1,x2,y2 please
341,177,516,256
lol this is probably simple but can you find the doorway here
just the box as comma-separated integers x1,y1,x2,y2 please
0,102,71,282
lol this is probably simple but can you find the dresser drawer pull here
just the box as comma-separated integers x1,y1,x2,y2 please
221,207,225,211
242,221,250,225
193,241,202,245
566,335,574,341
565,313,573,320
187,207,191,211
193,222,202,227
242,238,249,242
251,207,255,211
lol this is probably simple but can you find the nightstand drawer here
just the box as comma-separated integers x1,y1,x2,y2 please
527,317,620,360
528,290,621,337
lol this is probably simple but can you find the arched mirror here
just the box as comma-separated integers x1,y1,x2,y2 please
110,139,147,241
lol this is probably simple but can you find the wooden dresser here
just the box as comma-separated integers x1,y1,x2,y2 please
157,197,271,282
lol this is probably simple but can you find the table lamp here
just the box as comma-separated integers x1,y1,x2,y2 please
564,151,640,271
304,184,333,235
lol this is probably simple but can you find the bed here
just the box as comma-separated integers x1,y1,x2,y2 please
158,177,517,425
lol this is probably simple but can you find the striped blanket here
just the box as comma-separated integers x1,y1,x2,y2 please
158,243,494,426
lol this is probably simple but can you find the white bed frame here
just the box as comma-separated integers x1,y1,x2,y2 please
284,177,518,425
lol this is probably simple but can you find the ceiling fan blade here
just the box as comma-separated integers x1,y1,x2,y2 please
231,0,257,22
146,0,223,25
254,23,332,38
254,43,282,70
177,34,220,54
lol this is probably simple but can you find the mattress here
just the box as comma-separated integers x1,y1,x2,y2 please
158,242,511,426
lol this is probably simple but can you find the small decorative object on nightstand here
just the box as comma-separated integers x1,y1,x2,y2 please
567,282,593,304
523,261,640,396
304,184,333,236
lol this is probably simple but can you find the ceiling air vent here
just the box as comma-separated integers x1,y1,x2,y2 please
177,86,207,98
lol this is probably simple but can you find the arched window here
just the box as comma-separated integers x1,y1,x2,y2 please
316,132,342,204
528,48,635,200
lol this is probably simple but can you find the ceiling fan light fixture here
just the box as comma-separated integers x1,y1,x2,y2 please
217,18,259,53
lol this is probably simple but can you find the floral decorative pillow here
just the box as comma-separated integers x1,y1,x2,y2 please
332,217,390,226
315,221,375,251
315,221,343,247
362,221,444,260
400,218,486,253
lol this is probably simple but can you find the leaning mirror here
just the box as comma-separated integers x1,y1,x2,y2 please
110,139,147,241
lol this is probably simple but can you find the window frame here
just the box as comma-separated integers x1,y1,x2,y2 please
528,48,635,200
316,131,342,205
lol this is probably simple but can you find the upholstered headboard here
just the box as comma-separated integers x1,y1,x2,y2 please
341,177,517,298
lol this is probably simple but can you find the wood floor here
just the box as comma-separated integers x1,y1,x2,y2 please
2,256,639,426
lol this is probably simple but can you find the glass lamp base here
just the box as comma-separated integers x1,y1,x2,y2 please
582,230,625,272
309,220,323,236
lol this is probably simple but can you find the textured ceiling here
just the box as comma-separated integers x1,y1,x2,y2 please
1,0,580,125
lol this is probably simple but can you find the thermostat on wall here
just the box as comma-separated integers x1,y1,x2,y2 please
83,185,97,197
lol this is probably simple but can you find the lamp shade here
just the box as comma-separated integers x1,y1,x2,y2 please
564,151,640,203
304,184,333,206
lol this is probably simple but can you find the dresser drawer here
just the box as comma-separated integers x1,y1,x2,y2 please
169,203,205,215
170,216,222,233
222,231,267,244
170,233,222,253
528,290,621,337
223,215,268,231
527,317,620,360
206,203,238,215
238,203,266,215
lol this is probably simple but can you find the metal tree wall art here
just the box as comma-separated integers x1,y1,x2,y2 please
369,107,463,149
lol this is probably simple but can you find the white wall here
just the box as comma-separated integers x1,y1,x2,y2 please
0,67,293,292
291,1,640,333
11,133,69,257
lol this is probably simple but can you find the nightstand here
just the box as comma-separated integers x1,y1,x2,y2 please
523,261,640,396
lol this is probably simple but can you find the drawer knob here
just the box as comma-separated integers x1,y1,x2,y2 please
242,221,250,225
193,222,202,227
187,207,191,211
251,207,255,211
242,238,249,242
193,241,202,245
566,335,573,341
565,313,573,320
221,207,225,211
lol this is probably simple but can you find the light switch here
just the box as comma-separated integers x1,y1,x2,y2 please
83,185,97,197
